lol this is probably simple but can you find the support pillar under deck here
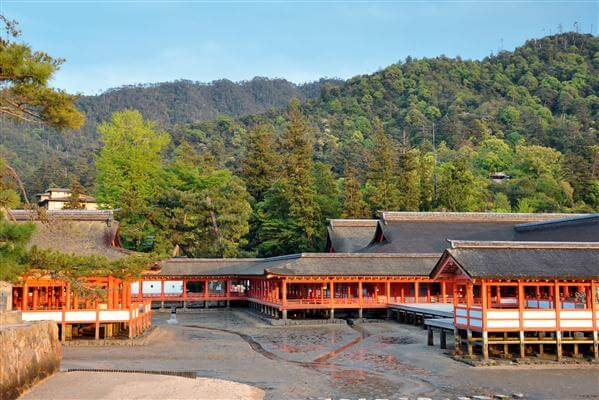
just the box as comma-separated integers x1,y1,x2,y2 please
556,331,563,361
427,327,434,346
453,328,462,355
440,330,447,349
593,331,598,361
482,331,489,361
330,309,335,320
466,329,473,357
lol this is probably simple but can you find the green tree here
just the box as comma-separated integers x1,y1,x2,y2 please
256,99,321,255
313,162,341,223
95,110,170,209
0,16,83,129
240,123,280,201
0,157,34,281
365,119,400,213
397,148,421,210
341,169,370,218
437,156,488,211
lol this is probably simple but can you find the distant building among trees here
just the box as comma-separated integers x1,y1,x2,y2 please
37,187,98,210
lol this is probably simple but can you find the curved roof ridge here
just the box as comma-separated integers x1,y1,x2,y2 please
449,240,599,249
297,252,440,258
165,257,262,263
328,218,379,227
380,211,586,223
515,213,599,231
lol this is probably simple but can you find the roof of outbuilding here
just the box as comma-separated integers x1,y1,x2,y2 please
10,209,129,260
433,241,599,280
155,253,440,277
361,212,591,254
326,219,379,252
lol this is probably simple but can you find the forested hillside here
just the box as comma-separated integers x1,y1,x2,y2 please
0,77,337,196
1,32,598,257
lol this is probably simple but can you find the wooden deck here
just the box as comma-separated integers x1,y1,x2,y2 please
389,303,453,318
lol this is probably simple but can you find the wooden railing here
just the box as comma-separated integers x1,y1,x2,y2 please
455,303,598,332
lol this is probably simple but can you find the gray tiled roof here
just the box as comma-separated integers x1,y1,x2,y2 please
435,241,599,280
362,212,594,254
326,219,379,252
155,253,440,277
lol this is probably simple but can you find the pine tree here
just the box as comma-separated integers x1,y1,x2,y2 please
0,157,34,281
0,16,84,129
364,119,401,213
256,99,321,255
314,162,341,222
240,123,280,201
341,167,370,218
396,147,421,211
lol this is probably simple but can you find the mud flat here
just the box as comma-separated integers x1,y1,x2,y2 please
22,311,599,400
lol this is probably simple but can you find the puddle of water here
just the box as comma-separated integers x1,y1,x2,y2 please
380,336,418,345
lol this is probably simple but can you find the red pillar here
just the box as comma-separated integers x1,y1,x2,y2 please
414,281,419,303
441,281,447,303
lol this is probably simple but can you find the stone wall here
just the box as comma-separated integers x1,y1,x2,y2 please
0,321,61,400
0,281,11,312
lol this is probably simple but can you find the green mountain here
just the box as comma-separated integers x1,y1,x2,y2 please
0,77,338,197
1,33,597,207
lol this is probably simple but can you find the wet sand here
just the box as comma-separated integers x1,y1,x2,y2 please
22,310,599,399
22,372,264,400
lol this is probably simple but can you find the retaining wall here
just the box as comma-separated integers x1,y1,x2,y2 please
0,321,61,400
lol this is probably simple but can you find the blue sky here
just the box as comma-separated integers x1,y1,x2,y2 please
3,0,597,95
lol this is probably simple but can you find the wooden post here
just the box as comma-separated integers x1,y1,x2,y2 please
65,283,71,310
61,307,66,342
32,287,38,310
440,330,447,349
482,331,489,361
386,280,391,303
330,281,334,306
441,281,447,303
95,307,100,340
467,329,473,357
481,280,488,361
427,327,434,346
138,279,143,300
554,280,562,361
107,277,113,308
22,284,28,311
518,280,525,359
454,327,462,355
426,284,431,303
414,281,419,304
160,279,165,302
591,281,598,360
282,279,287,307
358,280,363,305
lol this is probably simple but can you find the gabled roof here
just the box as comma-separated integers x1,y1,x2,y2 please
362,212,590,254
431,240,599,280
11,209,130,260
325,219,379,252
154,253,440,278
